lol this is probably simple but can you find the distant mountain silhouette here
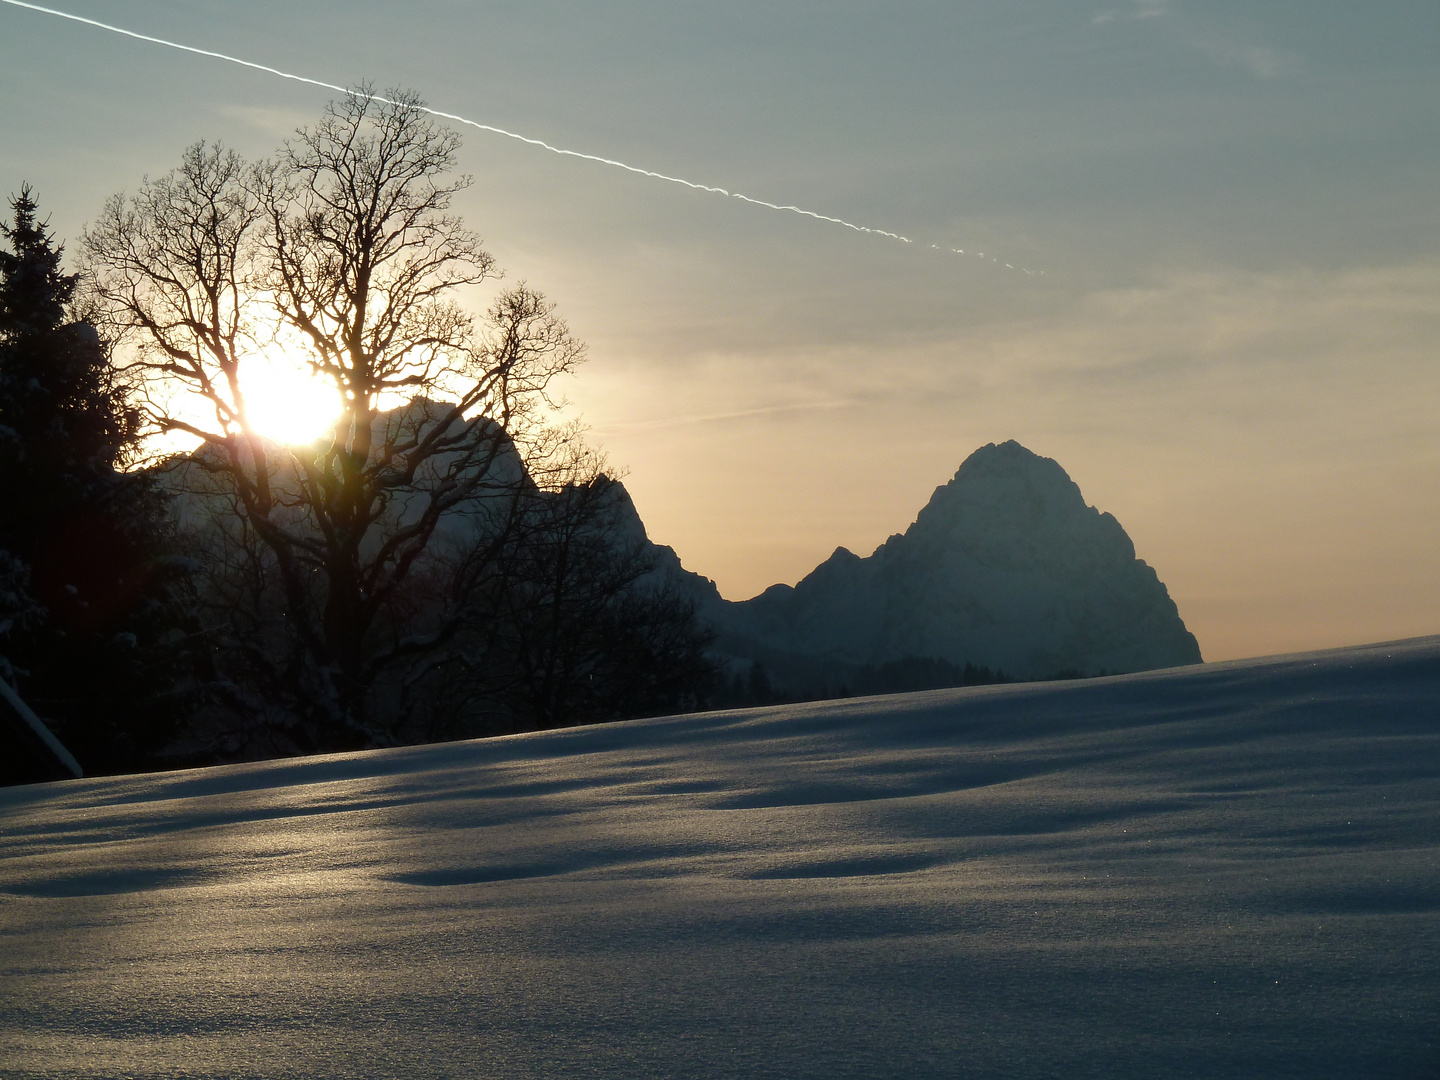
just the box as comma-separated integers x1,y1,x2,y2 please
169,419,1202,710
635,440,1202,695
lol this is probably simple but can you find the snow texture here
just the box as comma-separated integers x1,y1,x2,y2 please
2,636,1437,1078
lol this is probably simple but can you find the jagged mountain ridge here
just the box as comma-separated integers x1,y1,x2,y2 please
642,440,1201,687
168,412,1201,695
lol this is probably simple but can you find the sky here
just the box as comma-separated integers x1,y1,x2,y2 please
1,0,1437,662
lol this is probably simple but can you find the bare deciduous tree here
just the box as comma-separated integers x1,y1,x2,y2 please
83,89,586,745
399,472,716,738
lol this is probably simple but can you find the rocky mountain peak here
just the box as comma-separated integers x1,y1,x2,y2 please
902,441,1098,555
693,440,1202,687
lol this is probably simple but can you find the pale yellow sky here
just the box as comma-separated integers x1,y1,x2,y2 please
554,262,1440,663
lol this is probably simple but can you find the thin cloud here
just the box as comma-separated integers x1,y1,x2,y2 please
1193,38,1296,79
1092,1,1170,26
600,399,853,433
1091,4,1297,80
214,104,314,135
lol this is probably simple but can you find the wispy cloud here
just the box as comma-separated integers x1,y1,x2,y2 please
598,398,852,433
1092,1,1170,26
1091,3,1297,79
1191,37,1295,80
214,104,314,135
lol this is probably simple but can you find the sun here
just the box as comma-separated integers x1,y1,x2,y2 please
240,348,342,445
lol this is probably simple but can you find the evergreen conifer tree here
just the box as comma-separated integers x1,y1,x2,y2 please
0,186,196,775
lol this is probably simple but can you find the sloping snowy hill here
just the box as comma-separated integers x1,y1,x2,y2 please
2,638,1438,1078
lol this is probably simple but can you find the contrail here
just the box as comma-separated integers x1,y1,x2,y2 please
0,0,1040,273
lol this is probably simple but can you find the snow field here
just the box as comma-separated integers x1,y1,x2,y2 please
1,637,1438,1078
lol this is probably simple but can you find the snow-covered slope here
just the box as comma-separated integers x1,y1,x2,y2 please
2,636,1436,1078
718,441,1201,681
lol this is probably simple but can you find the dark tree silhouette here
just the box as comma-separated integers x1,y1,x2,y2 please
83,90,589,747
0,186,196,775
400,473,715,737
84,90,714,757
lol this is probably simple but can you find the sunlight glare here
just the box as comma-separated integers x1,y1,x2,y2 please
241,349,341,445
